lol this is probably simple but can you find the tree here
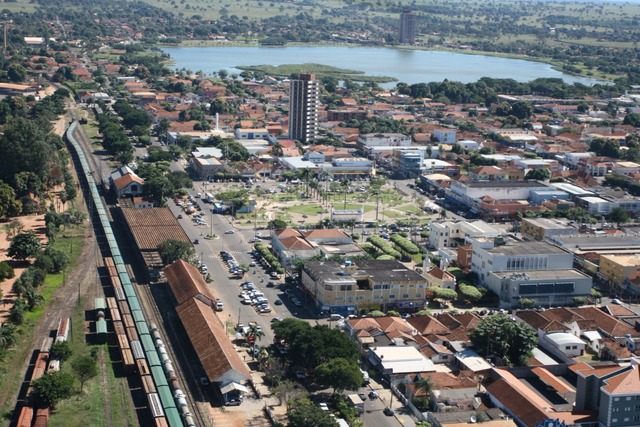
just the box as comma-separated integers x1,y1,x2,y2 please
0,180,20,217
0,261,15,283
7,64,27,83
315,358,363,395
50,341,73,362
524,168,550,181
458,284,482,302
247,323,265,357
469,314,537,366
9,298,26,325
268,219,288,229
32,371,75,408
272,380,306,411
288,398,339,427
429,287,457,301
71,355,98,392
8,231,41,260
0,323,16,349
23,286,45,310
608,207,629,226
510,101,533,120
157,239,195,265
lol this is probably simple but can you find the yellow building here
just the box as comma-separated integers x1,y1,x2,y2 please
521,217,577,241
599,254,640,285
301,260,427,315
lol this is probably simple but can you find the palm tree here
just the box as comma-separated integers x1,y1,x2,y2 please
413,376,433,398
0,323,16,349
23,286,44,310
341,178,350,209
247,324,265,358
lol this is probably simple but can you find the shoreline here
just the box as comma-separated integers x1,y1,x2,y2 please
156,41,614,84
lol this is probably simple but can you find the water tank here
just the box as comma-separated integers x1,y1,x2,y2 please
494,235,505,245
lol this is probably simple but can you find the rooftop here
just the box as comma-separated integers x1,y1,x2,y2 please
522,217,575,230
485,241,567,256
304,260,425,283
490,269,589,281
456,180,548,189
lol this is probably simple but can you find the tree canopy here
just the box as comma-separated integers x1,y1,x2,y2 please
287,398,339,427
314,357,363,394
469,314,537,366
32,371,75,408
8,231,41,260
157,239,195,265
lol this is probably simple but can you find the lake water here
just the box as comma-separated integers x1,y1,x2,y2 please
161,45,603,88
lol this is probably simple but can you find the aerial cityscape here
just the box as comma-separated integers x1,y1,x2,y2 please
1,1,640,427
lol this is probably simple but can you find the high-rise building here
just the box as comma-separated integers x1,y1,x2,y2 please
399,10,416,44
288,73,319,143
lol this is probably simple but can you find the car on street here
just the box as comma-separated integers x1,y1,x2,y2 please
266,281,276,288
358,393,367,401
225,229,235,234
259,306,272,313
369,391,379,399
177,214,183,219
383,407,395,416
274,299,283,305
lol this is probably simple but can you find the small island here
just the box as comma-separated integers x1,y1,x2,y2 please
236,63,397,84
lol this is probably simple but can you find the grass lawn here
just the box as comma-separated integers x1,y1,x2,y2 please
381,210,402,219
48,305,136,426
284,204,325,215
396,205,423,215
0,224,86,419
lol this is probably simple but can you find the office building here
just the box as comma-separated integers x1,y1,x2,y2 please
399,10,416,44
288,73,319,143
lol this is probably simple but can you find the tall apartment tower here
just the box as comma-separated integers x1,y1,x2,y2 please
399,10,416,44
288,73,319,143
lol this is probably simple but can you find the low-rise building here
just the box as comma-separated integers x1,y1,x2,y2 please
429,220,502,249
520,218,578,241
599,254,640,286
425,267,457,290
300,259,427,315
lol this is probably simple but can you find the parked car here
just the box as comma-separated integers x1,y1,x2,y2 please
369,391,379,399
225,229,235,234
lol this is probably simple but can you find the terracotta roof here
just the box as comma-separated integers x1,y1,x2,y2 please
408,315,450,336
164,259,217,306
274,228,302,238
531,367,574,395
486,377,548,427
175,298,250,383
278,236,314,250
602,366,640,394
572,306,640,337
426,267,455,281
113,173,144,191
604,305,637,318
120,208,191,251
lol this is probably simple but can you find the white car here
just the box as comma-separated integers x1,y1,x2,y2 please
318,402,329,411
225,230,235,234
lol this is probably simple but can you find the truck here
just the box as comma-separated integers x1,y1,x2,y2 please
204,193,214,203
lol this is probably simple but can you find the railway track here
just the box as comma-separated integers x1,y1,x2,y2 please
136,281,211,427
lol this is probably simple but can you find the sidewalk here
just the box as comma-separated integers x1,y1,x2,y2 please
369,379,417,427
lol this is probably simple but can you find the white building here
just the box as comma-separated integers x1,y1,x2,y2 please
563,152,592,168
542,332,586,358
471,240,574,286
433,128,457,144
234,128,270,140
358,133,411,147
457,140,481,151
446,180,549,209
428,220,502,249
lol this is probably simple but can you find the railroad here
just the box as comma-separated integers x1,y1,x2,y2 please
65,120,193,426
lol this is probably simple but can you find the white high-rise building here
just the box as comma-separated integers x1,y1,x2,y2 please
288,73,319,143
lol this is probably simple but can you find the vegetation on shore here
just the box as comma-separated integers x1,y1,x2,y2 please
236,63,396,84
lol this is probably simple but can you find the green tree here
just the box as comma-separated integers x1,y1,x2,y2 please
510,101,532,120
469,314,537,366
272,380,307,411
7,63,27,83
8,231,41,260
525,168,551,181
0,261,15,283
608,207,629,226
9,298,26,325
50,341,73,362
23,286,45,310
71,355,98,392
269,218,288,229
0,323,16,349
157,239,195,265
0,180,20,217
288,398,339,427
32,371,75,408
429,287,457,301
314,358,363,395
458,284,482,302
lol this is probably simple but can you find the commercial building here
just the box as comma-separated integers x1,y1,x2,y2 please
288,73,320,143
399,10,416,44
445,180,549,212
520,218,578,241
271,228,363,268
300,260,427,315
429,220,502,249
599,254,640,286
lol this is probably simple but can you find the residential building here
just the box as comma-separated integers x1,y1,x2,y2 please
520,218,578,241
368,346,435,382
399,10,416,44
599,254,640,286
433,128,457,144
327,110,368,121
425,267,456,290
429,220,502,249
358,133,411,148
288,73,319,143
300,260,427,315
469,166,510,181
271,228,363,268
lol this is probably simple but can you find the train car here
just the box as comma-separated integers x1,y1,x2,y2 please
38,337,53,354
122,313,134,330
154,416,169,427
16,405,33,427
136,358,151,376
104,257,115,268
125,264,137,283
47,359,60,373
146,349,161,368
106,265,118,279
109,306,122,323
32,407,50,427
106,297,118,310
94,297,106,312
118,300,131,316
114,286,126,302
141,373,156,395
96,318,108,344
135,321,149,337
128,297,141,312
125,326,138,342
156,385,177,412
147,393,164,418
121,348,136,374
113,320,126,336
55,318,70,343
117,334,130,351
110,275,122,289
32,351,49,382
130,340,145,360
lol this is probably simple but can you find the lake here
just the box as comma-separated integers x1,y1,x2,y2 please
161,45,603,88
